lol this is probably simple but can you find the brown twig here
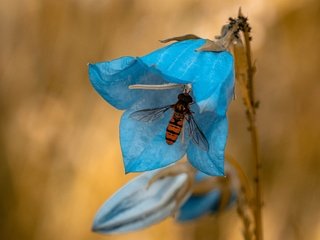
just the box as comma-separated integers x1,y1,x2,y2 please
236,9,263,240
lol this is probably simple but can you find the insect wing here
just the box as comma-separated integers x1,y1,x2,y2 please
130,105,172,122
186,114,209,151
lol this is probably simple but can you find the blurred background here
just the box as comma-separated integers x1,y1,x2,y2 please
1,0,320,239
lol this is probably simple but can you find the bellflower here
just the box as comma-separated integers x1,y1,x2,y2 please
177,170,238,222
92,163,238,234
92,168,191,234
89,38,234,175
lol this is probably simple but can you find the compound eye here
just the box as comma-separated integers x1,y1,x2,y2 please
178,93,184,100
186,95,193,103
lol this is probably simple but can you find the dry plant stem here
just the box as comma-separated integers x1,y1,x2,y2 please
248,113,263,240
241,26,263,240
237,198,253,240
226,155,254,240
243,33,256,112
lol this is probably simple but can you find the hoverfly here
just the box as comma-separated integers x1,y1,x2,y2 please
129,92,209,151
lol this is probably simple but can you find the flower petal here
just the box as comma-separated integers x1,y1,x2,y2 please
196,67,234,114
89,57,177,110
187,115,228,176
140,39,234,113
177,190,221,222
177,170,238,222
177,189,237,222
92,170,189,234
120,108,190,173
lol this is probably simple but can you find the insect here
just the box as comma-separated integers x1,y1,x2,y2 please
129,92,209,151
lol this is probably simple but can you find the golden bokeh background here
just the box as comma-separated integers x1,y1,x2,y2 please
1,0,320,239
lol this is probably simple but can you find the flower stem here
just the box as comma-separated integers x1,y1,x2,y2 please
238,11,264,240
249,116,263,240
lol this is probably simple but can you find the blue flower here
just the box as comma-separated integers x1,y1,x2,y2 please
92,168,191,234
177,171,237,222
89,39,234,176
92,163,238,234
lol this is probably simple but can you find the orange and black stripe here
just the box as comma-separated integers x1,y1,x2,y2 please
166,113,184,145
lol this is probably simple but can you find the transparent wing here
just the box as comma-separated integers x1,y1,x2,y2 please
186,114,209,151
129,105,172,122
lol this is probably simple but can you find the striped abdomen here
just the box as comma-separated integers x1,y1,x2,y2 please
166,112,184,145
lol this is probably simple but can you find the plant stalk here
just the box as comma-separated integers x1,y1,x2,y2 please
240,15,264,240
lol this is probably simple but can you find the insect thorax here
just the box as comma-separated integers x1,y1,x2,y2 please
173,111,185,120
